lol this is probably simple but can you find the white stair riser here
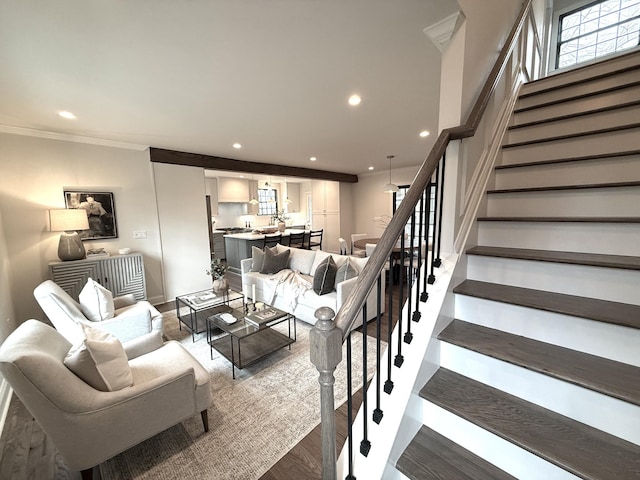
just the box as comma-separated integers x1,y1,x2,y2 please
455,294,640,367
477,221,640,257
420,400,581,480
507,105,640,144
440,343,640,445
520,51,640,95
501,127,640,165
467,255,640,305
485,188,640,217
494,155,640,190
512,85,640,125
516,69,640,110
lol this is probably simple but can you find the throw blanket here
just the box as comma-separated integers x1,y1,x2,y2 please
267,269,313,311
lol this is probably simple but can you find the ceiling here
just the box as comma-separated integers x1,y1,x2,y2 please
0,1,460,176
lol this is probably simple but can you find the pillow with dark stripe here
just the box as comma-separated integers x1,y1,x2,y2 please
313,255,337,295
335,257,358,287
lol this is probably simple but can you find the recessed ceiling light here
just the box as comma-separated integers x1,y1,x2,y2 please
419,130,430,137
310,157,317,162
348,94,361,106
232,143,242,149
58,111,76,119
368,166,374,170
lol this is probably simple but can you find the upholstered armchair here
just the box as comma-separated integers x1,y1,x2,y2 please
34,279,163,359
0,320,211,480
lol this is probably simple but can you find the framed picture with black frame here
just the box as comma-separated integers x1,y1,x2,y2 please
64,190,118,240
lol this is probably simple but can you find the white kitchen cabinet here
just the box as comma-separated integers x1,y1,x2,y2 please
217,177,249,202
311,180,340,213
285,183,300,213
312,212,340,253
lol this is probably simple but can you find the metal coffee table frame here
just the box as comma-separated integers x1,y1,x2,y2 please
207,305,296,379
175,288,244,341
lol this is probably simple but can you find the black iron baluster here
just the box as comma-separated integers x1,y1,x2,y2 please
421,184,433,301
373,277,384,423
428,163,440,284
384,248,394,394
345,333,356,480
433,153,446,268
404,211,415,344
413,193,424,318
360,304,371,457
394,232,405,367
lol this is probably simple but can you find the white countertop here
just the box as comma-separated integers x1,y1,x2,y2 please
223,229,307,240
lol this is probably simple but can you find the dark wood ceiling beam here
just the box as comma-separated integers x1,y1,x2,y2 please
150,147,359,183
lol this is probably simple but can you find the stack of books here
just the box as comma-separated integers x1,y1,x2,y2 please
245,307,284,327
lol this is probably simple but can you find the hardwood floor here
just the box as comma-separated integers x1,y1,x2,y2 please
0,270,409,480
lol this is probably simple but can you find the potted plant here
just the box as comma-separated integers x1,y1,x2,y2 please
206,257,228,294
272,209,290,232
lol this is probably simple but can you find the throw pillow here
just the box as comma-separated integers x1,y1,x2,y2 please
260,248,291,274
313,255,337,295
335,257,358,287
251,246,266,272
64,324,133,391
78,277,115,322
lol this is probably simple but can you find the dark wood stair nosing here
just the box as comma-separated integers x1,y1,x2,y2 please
438,319,640,406
515,78,640,113
495,149,640,170
487,181,640,195
502,122,640,149
465,245,640,271
420,369,640,480
510,98,640,131
453,279,640,331
396,426,517,480
476,216,640,224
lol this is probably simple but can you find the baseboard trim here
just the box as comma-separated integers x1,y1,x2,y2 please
0,379,13,437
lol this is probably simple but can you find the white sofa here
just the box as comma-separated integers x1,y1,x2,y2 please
241,244,385,327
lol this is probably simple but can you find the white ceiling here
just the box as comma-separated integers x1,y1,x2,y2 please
0,1,459,176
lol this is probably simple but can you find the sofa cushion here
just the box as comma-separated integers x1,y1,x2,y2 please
78,277,115,322
313,255,337,295
279,245,316,274
261,248,291,274
250,246,266,272
335,257,358,287
64,324,133,391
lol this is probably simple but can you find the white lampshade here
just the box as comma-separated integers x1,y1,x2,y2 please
49,208,89,232
49,209,89,261
383,183,399,193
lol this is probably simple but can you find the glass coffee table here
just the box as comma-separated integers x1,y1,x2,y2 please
175,288,244,341
207,303,296,379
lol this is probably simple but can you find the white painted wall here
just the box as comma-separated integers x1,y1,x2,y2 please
0,132,164,322
152,162,212,299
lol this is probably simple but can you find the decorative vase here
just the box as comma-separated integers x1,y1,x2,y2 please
212,277,229,294
277,221,286,232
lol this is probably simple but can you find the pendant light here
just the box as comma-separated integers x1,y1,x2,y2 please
284,178,292,204
249,174,259,204
383,155,399,193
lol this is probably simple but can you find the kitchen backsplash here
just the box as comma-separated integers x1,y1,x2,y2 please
213,203,306,229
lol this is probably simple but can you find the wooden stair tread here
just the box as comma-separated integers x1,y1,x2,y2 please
466,245,640,271
510,99,640,131
396,426,516,480
495,150,640,170
453,279,640,330
420,369,640,479
477,216,640,223
487,181,640,194
439,320,640,405
503,122,640,149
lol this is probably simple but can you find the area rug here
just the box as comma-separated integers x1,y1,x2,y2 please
100,310,383,480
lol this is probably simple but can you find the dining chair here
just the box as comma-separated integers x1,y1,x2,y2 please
263,233,282,249
307,229,323,250
338,237,348,255
350,233,368,257
288,231,305,249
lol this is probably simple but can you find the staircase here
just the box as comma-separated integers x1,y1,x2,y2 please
394,51,640,479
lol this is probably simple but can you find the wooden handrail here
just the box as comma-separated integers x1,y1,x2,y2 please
333,0,533,339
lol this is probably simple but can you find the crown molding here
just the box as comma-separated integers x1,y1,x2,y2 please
0,124,149,151
423,11,465,53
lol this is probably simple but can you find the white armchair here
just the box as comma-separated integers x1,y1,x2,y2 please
34,280,163,359
0,320,211,480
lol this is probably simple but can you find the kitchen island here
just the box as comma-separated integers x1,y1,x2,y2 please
224,229,309,274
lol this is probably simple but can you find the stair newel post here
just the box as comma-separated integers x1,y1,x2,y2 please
310,307,343,480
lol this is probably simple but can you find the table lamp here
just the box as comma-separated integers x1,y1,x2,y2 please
49,209,90,261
